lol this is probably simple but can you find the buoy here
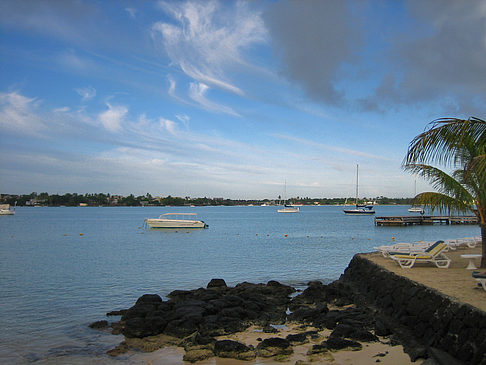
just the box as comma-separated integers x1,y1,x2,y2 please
284,234,288,237
79,233,84,236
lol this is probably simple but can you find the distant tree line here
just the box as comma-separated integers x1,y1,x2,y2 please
0,192,414,207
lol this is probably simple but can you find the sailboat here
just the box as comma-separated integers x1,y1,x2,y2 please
408,179,424,214
277,181,300,213
343,165,375,215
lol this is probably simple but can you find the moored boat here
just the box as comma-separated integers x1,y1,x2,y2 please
277,206,300,213
0,203,15,215
144,213,207,229
343,165,375,215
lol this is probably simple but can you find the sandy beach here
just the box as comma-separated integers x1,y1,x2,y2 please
137,322,421,365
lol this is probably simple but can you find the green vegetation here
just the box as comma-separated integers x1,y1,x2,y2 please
0,192,413,207
403,117,485,267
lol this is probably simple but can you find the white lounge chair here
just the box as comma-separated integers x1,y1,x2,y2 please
389,241,451,269
374,241,434,257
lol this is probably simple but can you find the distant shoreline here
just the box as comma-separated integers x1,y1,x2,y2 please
1,192,415,208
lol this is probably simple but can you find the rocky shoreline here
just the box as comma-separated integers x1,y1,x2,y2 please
90,254,482,364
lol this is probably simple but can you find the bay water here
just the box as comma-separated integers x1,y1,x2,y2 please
0,205,480,363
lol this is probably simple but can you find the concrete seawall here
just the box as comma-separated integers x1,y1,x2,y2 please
340,254,486,364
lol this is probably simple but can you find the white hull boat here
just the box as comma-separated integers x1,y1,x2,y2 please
408,207,424,214
0,203,15,215
277,180,300,213
343,165,375,215
277,206,300,213
145,213,207,229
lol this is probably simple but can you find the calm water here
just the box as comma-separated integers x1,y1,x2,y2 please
0,206,480,363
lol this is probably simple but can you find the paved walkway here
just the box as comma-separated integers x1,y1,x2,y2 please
365,245,486,312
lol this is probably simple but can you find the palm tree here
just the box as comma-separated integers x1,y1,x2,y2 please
402,117,486,267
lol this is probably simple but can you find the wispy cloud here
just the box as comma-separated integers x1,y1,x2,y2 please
274,134,392,161
125,7,137,19
152,0,267,114
159,117,177,135
0,91,45,135
152,0,265,90
98,102,128,132
57,49,94,71
188,82,240,116
75,86,96,101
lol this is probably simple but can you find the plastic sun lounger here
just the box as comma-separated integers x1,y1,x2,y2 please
472,271,486,291
375,240,441,258
374,241,434,257
389,241,451,269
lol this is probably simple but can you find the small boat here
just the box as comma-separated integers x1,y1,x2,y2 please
144,213,208,229
343,165,375,215
408,180,424,214
343,205,375,215
277,205,300,213
0,203,15,215
408,207,424,214
277,180,300,213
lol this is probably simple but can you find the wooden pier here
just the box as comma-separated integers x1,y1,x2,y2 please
374,215,478,226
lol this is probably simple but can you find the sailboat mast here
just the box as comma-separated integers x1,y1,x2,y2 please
355,164,359,206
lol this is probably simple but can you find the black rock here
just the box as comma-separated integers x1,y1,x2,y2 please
257,337,291,350
324,337,362,350
89,320,108,329
214,340,252,355
207,279,227,289
286,333,308,344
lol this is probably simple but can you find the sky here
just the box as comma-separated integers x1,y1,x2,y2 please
1,0,485,200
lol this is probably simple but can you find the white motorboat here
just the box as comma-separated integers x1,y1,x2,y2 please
277,206,300,213
343,165,375,215
145,213,207,229
0,203,15,215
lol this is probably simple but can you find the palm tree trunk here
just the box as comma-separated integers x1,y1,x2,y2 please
481,224,486,268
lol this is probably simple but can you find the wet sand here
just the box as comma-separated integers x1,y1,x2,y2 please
140,321,421,364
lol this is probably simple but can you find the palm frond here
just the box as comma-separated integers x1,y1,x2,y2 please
467,154,486,184
413,192,474,215
403,117,486,167
403,163,474,204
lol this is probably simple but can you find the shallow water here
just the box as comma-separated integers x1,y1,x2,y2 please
0,205,479,363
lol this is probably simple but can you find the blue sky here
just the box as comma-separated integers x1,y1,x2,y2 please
1,0,485,199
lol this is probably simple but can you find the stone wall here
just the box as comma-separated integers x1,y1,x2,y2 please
340,254,486,365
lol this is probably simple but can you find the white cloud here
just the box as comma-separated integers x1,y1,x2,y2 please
189,82,240,116
274,134,392,161
175,113,189,128
0,91,45,134
54,106,70,113
159,117,177,134
57,49,93,71
98,102,127,132
75,86,96,101
152,0,266,95
125,7,137,19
